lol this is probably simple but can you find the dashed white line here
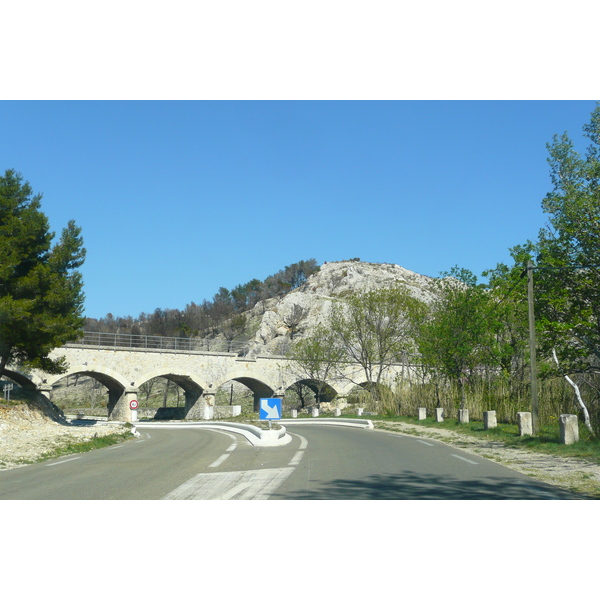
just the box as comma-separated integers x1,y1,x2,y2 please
417,439,434,446
209,454,230,468
208,433,238,468
288,434,308,466
451,453,478,465
47,457,80,467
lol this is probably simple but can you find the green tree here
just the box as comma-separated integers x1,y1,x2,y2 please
0,169,86,379
533,102,600,372
417,268,492,410
483,242,536,398
330,287,426,404
288,324,345,407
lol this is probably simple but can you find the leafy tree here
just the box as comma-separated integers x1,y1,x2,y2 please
0,169,86,379
483,243,536,395
417,268,493,410
288,324,345,406
533,102,600,372
330,287,426,401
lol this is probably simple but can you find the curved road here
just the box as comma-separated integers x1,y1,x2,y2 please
0,424,578,500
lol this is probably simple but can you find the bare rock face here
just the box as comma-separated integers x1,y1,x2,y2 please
248,260,440,355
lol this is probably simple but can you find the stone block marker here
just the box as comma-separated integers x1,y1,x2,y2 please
291,409,298,418
312,407,319,417
334,408,341,416
357,408,364,416
418,407,427,420
484,411,497,429
559,414,579,445
517,412,532,436
435,407,444,422
458,409,469,424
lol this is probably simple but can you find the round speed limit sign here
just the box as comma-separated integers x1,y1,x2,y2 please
129,399,139,410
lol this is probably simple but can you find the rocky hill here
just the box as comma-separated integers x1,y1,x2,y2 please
238,260,441,355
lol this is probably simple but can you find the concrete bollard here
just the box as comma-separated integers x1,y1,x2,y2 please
291,409,297,418
418,407,426,420
458,409,469,424
312,407,319,417
517,412,532,436
559,414,579,445
357,408,364,416
484,411,497,429
435,407,444,422
334,408,341,416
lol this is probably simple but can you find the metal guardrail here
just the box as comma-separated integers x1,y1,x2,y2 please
68,331,252,354
66,331,292,356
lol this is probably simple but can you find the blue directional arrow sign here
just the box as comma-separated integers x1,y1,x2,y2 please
259,397,281,420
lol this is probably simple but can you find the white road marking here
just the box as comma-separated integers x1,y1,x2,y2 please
451,453,478,465
47,457,80,467
417,439,434,446
208,454,230,468
288,434,308,466
288,451,304,466
208,433,238,468
163,468,294,500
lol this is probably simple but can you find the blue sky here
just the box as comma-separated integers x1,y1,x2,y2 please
1,100,598,319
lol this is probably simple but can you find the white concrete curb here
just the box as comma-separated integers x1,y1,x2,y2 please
280,418,374,429
132,420,293,447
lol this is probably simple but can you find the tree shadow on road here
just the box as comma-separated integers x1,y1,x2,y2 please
270,470,579,500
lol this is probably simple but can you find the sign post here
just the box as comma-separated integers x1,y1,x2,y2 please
129,398,139,422
259,398,281,428
3,383,14,401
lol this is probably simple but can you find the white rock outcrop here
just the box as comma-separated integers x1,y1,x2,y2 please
247,260,440,355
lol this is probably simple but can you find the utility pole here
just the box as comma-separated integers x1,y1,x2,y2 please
527,260,539,435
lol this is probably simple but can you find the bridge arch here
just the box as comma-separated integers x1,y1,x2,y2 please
215,370,280,412
285,378,339,404
46,364,130,391
1,368,41,390
135,369,209,394
135,369,210,419
45,364,131,419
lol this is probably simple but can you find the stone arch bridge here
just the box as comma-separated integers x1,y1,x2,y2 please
6,333,416,422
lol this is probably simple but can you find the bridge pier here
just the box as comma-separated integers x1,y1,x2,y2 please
107,387,139,422
37,384,53,400
185,390,215,420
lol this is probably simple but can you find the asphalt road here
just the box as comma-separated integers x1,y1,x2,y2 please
0,424,579,500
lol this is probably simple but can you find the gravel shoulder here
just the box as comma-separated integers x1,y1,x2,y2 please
0,403,130,470
372,420,600,499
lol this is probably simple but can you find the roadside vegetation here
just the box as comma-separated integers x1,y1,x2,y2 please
364,413,600,465
35,429,134,464
287,104,600,443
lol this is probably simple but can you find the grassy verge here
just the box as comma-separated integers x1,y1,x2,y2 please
36,429,134,464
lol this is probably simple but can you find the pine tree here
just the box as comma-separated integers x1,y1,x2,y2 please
0,169,86,379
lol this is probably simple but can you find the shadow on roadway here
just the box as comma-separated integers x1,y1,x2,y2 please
270,471,580,500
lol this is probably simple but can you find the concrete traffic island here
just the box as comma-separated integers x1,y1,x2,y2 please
131,415,375,445
133,421,293,447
